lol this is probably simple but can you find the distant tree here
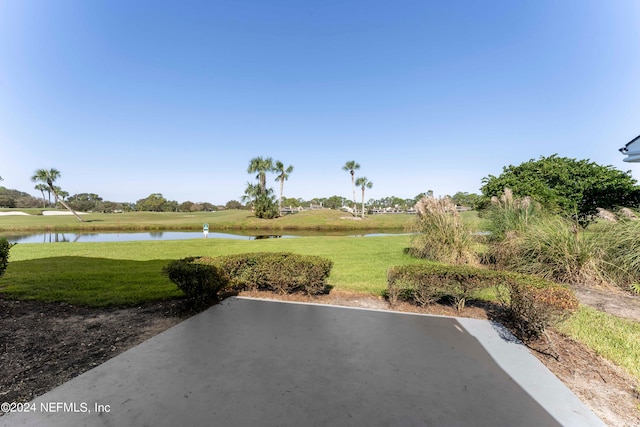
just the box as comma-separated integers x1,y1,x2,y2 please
247,156,274,192
450,192,482,210
281,197,302,208
274,160,294,214
355,177,373,218
0,194,15,208
481,155,640,224
68,193,103,212
321,195,349,210
225,200,243,210
34,183,48,208
179,201,195,212
136,193,169,212
163,200,179,212
242,183,278,218
31,168,84,221
342,160,360,213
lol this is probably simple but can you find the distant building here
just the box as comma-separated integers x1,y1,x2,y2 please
619,134,640,162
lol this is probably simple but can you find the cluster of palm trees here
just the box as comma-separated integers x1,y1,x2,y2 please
31,168,84,222
243,157,294,218
342,161,373,218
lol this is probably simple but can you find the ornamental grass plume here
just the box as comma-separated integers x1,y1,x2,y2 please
410,196,478,265
596,208,617,223
618,207,638,220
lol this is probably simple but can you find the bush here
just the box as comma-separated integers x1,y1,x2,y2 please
505,274,579,341
387,263,579,340
0,238,14,278
489,215,603,287
162,257,228,303
204,252,333,295
388,264,503,311
409,196,478,265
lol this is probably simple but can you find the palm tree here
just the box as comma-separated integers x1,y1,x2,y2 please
355,177,373,218
31,168,84,222
342,161,360,213
34,183,48,208
274,160,294,214
247,156,274,192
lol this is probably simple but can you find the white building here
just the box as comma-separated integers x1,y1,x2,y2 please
619,134,640,162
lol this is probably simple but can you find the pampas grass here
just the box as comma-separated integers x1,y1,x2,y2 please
409,196,478,265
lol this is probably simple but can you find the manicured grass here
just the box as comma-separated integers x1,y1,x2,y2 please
557,306,640,381
0,235,425,306
0,209,414,232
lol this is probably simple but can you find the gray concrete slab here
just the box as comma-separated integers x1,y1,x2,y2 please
1,297,604,426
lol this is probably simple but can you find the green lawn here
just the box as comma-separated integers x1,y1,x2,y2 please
557,306,640,381
0,235,425,306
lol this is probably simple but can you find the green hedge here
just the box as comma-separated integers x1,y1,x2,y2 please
387,263,579,340
162,257,228,303
0,238,14,279
203,252,333,295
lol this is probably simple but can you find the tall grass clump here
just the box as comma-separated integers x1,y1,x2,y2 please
485,189,606,287
484,188,543,241
409,196,478,265
597,219,640,292
492,215,603,286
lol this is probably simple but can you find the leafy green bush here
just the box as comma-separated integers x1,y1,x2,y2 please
162,257,228,302
505,275,579,341
204,252,333,295
387,263,579,340
0,238,14,278
388,264,503,311
409,196,478,265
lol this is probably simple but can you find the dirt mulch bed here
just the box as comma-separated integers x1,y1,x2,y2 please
1,291,639,426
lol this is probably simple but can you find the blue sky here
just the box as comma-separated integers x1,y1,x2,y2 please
1,0,639,205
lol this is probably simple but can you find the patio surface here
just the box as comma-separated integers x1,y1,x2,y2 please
1,297,604,426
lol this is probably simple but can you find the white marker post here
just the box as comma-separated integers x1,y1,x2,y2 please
203,223,209,238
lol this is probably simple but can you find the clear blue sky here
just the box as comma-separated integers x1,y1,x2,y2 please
1,0,639,205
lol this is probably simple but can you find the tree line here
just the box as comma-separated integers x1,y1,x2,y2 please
1,154,638,224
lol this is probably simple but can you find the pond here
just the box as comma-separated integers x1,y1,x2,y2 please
0,230,408,244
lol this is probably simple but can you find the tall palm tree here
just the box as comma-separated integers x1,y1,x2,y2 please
274,160,294,213
34,183,48,208
31,168,84,222
342,160,360,213
355,176,373,218
247,156,274,192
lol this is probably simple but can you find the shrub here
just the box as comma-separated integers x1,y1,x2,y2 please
490,215,603,287
409,196,478,265
388,264,501,311
505,274,579,341
387,264,579,341
204,252,333,295
162,257,228,303
0,238,14,279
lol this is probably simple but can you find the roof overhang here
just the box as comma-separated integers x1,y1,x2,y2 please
619,134,640,162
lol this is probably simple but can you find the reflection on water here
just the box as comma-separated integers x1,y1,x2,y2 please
0,230,406,244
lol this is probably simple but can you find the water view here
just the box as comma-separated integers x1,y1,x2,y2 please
1,231,407,244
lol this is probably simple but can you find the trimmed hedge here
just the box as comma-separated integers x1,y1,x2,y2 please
387,263,579,340
0,238,14,279
203,252,333,295
162,257,228,303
